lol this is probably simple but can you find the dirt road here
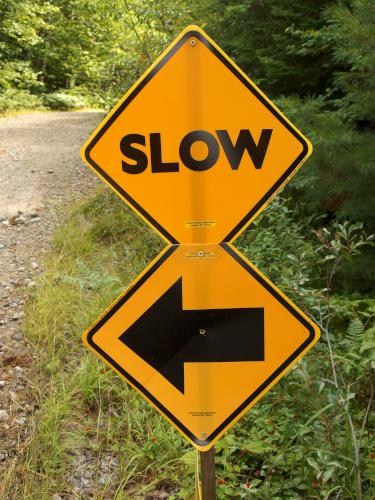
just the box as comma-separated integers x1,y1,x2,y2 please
0,111,101,472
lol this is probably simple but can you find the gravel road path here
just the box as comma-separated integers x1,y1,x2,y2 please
0,111,101,475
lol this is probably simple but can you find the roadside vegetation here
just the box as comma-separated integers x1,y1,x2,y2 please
1,188,373,498
1,0,374,497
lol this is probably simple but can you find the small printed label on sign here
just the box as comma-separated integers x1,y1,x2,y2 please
185,220,216,228
189,412,216,417
185,251,215,259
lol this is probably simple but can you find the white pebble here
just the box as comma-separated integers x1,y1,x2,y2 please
0,410,9,422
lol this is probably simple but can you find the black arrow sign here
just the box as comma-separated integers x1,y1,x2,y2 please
119,278,264,393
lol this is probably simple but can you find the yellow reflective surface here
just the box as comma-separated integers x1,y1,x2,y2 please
83,244,319,450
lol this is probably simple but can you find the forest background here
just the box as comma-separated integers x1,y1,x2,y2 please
0,0,374,498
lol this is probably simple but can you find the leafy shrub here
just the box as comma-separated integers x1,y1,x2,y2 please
0,88,43,112
67,86,106,109
43,91,86,110
235,201,375,499
0,61,43,92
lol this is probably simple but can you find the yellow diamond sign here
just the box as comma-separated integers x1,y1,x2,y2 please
82,25,312,244
81,25,319,451
83,243,319,450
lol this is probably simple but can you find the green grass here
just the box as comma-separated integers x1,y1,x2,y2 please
0,108,49,118
0,107,103,119
3,188,373,499
2,188,195,499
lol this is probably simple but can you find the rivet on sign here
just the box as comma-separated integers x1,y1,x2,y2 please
199,328,206,335
201,432,207,439
190,39,196,46
198,251,204,257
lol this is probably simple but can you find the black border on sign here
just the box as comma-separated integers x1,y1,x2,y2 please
86,243,317,448
84,29,309,244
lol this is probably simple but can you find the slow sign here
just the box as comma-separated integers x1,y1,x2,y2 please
82,25,311,245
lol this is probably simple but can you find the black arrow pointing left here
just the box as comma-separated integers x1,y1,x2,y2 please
119,278,264,393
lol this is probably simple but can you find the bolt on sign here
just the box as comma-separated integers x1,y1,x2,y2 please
81,25,320,451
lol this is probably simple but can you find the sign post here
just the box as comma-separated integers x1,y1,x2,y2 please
201,448,216,499
80,24,320,493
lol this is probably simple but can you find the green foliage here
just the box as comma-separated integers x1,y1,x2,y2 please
324,0,375,123
42,90,86,110
204,0,337,98
2,189,372,498
205,0,375,291
0,88,43,111
0,0,203,109
0,0,56,92
237,197,317,290
0,60,41,91
236,199,375,499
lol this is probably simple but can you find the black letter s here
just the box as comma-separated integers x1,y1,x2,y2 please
120,134,148,174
